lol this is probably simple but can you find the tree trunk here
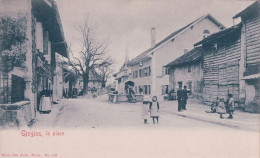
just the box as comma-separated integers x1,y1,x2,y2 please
102,81,106,88
83,76,89,95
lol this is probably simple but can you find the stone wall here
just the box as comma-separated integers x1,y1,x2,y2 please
0,101,32,128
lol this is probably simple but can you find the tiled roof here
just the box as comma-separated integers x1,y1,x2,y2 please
233,1,260,19
194,23,242,46
165,47,202,67
127,14,225,66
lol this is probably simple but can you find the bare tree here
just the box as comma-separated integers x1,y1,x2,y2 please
66,21,112,95
93,58,114,88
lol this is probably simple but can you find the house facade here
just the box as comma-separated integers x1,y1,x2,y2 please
125,14,224,99
0,0,67,126
62,68,80,98
53,53,65,102
165,47,204,98
77,74,103,95
234,1,260,112
194,1,260,112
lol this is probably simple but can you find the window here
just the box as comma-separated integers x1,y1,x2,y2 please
144,85,148,95
148,85,151,95
188,65,191,73
132,71,134,79
144,67,147,76
203,29,210,39
165,67,169,75
136,66,151,77
161,85,168,95
165,85,169,94
139,86,142,94
135,70,138,78
178,82,183,88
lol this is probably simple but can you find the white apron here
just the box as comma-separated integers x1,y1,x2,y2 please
39,95,52,112
217,102,226,113
150,102,159,117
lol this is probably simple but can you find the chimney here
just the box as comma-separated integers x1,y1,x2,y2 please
151,27,156,47
184,49,189,54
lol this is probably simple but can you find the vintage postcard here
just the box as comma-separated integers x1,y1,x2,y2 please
0,0,259,158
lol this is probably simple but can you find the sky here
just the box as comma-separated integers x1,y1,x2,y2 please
55,0,255,74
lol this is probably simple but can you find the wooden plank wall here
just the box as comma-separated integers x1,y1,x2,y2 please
203,38,241,104
246,16,260,65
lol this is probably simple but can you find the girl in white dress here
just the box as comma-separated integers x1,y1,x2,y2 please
142,96,151,124
150,96,160,124
218,98,226,119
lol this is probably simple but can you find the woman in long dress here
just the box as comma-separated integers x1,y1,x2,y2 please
141,96,151,124
150,96,160,124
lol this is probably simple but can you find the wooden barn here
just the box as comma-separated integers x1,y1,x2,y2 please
195,25,242,105
234,1,260,112
195,1,260,113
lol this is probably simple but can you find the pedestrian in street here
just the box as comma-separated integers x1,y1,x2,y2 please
227,94,235,119
183,85,188,110
218,98,226,119
205,97,219,113
177,85,183,112
142,96,151,124
149,96,160,124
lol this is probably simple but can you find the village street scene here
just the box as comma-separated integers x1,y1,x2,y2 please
0,0,260,158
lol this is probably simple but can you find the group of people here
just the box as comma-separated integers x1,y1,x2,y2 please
141,96,160,124
140,86,235,125
177,85,188,112
207,94,235,119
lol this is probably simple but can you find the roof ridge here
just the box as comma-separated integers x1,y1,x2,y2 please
165,46,203,67
127,14,223,66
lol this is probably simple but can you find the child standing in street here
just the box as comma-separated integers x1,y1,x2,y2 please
218,98,226,119
227,94,235,119
142,96,151,124
150,96,160,124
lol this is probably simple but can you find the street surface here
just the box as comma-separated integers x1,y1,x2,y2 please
34,95,260,131
28,95,260,158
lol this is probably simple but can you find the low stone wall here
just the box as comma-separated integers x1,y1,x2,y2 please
0,101,32,128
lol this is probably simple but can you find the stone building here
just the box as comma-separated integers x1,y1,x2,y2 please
0,0,67,126
165,47,204,98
